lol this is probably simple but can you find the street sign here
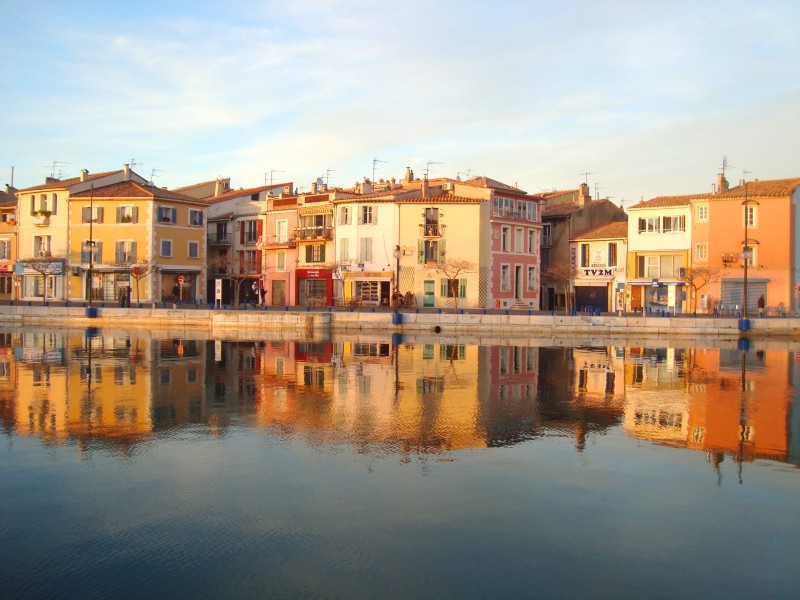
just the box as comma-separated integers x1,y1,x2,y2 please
178,275,185,284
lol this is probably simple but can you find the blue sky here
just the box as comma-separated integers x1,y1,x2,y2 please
2,0,799,205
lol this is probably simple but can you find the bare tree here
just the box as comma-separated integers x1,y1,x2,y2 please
543,261,575,315
209,254,260,307
129,259,156,305
428,257,476,310
22,256,66,302
680,266,722,313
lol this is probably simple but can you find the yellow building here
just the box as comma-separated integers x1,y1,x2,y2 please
0,185,17,299
69,177,209,303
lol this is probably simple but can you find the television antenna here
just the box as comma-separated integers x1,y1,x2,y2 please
130,158,142,170
150,168,162,183
265,169,285,187
43,160,70,179
324,168,335,186
720,155,734,177
578,171,596,186
372,157,387,183
425,161,443,178
457,168,473,180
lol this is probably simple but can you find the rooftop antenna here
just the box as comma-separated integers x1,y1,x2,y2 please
150,168,162,183
594,182,602,200
372,157,387,183
324,169,335,186
265,169,285,187
425,161,443,178
578,171,596,186
457,168,473,181
720,155,734,177
43,160,70,179
130,158,142,171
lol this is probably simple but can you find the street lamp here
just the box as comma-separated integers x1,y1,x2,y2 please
87,183,94,309
393,245,401,296
741,180,760,318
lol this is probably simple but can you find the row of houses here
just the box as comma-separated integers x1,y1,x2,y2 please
1,165,798,315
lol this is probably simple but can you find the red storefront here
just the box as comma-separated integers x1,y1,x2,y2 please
295,268,332,307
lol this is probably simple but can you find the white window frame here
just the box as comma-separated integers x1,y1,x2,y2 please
527,266,537,291
744,204,758,228
697,205,708,222
160,239,173,258
188,241,200,259
695,243,708,261
188,209,204,226
527,229,536,254
339,206,351,225
500,264,511,292
0,239,9,260
514,227,524,253
276,220,288,243
501,226,510,252
157,206,177,224
339,238,350,262
743,244,757,268
277,251,286,271
361,205,374,224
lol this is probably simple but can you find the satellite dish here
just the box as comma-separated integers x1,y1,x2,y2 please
316,177,324,186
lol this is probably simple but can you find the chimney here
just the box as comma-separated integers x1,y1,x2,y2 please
361,177,373,195
80,169,89,182
123,164,131,181
421,174,429,198
404,167,414,184
717,173,729,193
579,182,591,206
311,181,318,194
214,179,223,197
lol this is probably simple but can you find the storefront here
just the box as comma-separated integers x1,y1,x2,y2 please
295,268,332,307
160,270,201,303
0,264,13,300
628,280,685,314
266,274,290,306
340,270,393,306
17,260,65,301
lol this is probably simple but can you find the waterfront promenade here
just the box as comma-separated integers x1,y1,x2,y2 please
1,301,797,339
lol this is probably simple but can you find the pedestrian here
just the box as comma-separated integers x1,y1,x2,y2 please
757,294,765,317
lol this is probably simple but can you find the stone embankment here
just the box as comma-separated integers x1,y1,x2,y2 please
0,304,797,339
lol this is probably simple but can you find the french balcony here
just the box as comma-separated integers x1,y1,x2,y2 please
259,234,297,249
419,223,445,238
208,232,233,246
32,212,51,226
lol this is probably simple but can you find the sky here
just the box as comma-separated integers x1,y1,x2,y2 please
2,0,799,206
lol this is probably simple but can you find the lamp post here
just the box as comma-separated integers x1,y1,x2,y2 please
393,245,401,296
87,183,94,309
741,180,759,320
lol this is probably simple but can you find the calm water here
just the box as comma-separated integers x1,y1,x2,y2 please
1,327,799,599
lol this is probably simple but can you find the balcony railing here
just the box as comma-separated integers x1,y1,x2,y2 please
32,213,51,226
259,234,297,248
419,223,445,238
296,227,332,240
208,232,233,245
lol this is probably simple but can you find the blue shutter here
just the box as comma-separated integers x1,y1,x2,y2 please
438,239,446,263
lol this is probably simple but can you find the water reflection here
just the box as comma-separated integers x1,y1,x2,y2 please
1,328,798,470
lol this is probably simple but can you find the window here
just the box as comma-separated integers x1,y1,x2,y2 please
580,243,590,267
276,220,288,243
527,266,537,291
33,235,52,257
115,240,137,263
82,206,104,223
662,215,685,232
305,244,325,263
423,240,439,263
697,205,708,221
637,255,660,278
0,239,9,260
501,226,510,252
638,217,660,233
608,243,618,267
514,227,524,252
744,204,758,228
424,208,440,236
542,223,552,246
339,238,350,262
358,237,373,262
161,239,173,257
695,244,708,261
360,205,376,224
244,220,259,244
189,209,204,226
501,264,511,291
519,200,538,221
440,278,466,298
339,206,351,225
528,229,537,254
492,197,515,217
116,206,138,223
276,251,286,271
541,247,551,269
157,206,177,223
637,254,685,278
81,240,102,263
51,194,58,215
244,250,257,269
743,244,757,268
188,241,199,259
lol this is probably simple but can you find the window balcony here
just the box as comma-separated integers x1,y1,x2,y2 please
419,223,445,238
32,212,51,226
297,227,332,240
208,232,233,246
260,234,297,249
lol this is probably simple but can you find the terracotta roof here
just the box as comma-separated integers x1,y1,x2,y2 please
71,180,206,203
539,189,579,199
207,183,292,204
461,176,526,194
571,220,628,241
543,202,583,217
18,170,119,193
628,195,698,209
397,194,484,204
716,178,800,199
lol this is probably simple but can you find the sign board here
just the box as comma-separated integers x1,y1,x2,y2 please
215,278,222,304
651,278,659,287
178,275,185,284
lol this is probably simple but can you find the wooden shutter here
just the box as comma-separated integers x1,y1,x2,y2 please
372,206,378,225
82,207,91,223
240,221,245,244
116,241,124,263
438,239,446,263
116,207,124,223
130,241,137,262
319,245,326,262
305,245,312,262
96,207,104,223
132,207,139,223
257,219,263,239
418,239,424,263
52,196,58,215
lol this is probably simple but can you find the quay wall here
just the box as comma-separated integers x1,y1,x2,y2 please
0,305,797,339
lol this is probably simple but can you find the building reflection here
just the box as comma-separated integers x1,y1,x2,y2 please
0,328,797,467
